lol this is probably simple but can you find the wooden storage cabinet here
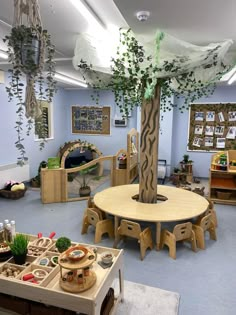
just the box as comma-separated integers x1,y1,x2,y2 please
209,151,236,205
41,168,64,203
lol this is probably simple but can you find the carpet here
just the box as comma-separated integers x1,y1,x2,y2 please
0,281,180,315
116,280,180,315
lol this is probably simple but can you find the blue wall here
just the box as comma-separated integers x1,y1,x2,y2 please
171,84,236,178
0,73,67,178
0,76,235,179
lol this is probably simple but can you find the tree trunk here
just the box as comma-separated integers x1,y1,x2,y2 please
139,84,161,203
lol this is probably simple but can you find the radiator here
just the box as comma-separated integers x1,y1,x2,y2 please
0,163,30,189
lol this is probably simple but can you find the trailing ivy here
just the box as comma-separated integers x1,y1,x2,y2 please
4,25,56,165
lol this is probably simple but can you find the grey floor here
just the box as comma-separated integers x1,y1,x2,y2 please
0,180,236,315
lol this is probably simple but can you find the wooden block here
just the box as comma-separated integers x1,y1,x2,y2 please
0,293,30,315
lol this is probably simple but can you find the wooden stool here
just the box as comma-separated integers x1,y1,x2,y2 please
160,222,197,259
193,213,217,250
117,220,153,260
81,208,114,243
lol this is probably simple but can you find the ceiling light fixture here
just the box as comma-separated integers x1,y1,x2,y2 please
227,71,236,85
54,72,88,88
136,11,150,22
0,50,8,60
70,0,105,33
220,66,236,82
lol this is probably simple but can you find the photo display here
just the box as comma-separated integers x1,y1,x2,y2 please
188,103,236,151
71,106,111,135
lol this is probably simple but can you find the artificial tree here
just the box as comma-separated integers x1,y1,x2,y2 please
4,0,56,165
77,28,234,203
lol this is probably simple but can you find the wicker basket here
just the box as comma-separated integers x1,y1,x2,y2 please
216,190,232,200
0,188,27,200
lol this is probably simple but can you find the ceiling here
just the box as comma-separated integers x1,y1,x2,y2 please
0,0,236,87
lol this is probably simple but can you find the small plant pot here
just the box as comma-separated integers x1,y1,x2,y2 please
13,253,27,265
79,186,91,197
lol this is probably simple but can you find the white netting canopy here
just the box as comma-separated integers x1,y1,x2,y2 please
73,29,235,97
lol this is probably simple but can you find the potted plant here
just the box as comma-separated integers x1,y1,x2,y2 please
56,237,71,253
180,155,193,173
7,234,29,265
3,0,56,166
77,162,98,197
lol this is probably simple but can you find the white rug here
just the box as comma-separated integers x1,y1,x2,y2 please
0,281,180,315
116,280,180,315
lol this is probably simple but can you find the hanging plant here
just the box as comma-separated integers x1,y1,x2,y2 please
3,0,56,165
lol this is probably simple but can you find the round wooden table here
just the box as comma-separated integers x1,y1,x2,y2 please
94,184,209,250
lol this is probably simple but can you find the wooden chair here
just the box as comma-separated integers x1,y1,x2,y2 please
87,196,106,220
160,222,197,259
81,208,114,243
193,213,217,250
117,220,153,260
196,198,218,227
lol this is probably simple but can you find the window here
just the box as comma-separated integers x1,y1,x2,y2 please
34,100,54,140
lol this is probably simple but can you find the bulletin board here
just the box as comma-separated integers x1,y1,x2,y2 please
187,103,236,151
71,106,110,135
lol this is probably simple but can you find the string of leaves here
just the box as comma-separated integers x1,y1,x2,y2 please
4,25,56,165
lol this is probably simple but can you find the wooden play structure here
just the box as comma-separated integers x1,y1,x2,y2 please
40,129,139,203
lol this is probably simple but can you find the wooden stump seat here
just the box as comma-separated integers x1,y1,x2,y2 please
160,222,197,259
116,220,153,260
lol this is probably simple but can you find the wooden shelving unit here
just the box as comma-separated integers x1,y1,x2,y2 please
209,150,236,205
112,128,139,186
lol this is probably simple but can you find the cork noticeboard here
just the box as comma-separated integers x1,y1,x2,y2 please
187,103,236,152
71,106,110,135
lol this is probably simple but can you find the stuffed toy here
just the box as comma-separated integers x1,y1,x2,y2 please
4,180,25,191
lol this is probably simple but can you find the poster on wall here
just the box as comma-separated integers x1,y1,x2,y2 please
71,105,111,135
187,103,236,151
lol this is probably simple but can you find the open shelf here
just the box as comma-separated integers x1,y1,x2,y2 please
209,151,236,205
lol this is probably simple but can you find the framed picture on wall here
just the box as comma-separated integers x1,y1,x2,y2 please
71,105,111,135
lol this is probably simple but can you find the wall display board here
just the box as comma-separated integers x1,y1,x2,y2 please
72,106,110,135
187,103,236,151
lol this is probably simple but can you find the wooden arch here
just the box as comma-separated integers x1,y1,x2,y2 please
58,141,103,176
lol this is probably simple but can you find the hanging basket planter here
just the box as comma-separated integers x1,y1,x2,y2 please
21,37,41,71
3,0,56,166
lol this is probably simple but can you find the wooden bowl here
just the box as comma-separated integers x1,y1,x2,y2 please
66,246,88,262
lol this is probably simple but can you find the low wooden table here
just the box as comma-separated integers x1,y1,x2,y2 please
94,184,208,250
0,234,124,315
